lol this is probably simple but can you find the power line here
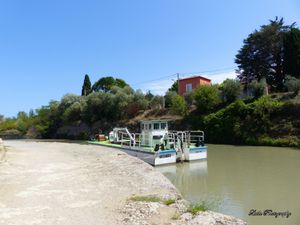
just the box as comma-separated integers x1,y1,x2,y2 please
131,73,177,86
131,66,236,87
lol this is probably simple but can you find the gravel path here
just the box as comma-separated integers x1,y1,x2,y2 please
0,140,246,225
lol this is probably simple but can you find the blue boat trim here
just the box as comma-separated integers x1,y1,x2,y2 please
158,150,176,154
190,146,208,151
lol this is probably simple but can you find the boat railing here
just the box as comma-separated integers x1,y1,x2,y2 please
185,130,205,147
168,130,205,147
119,131,142,148
119,131,135,148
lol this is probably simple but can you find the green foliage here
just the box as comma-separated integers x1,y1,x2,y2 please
248,80,265,99
92,76,129,92
34,101,60,138
203,100,248,144
0,118,17,132
202,97,284,144
183,92,194,108
145,91,154,101
194,85,220,113
170,94,188,116
81,74,92,96
163,199,175,206
220,79,241,104
284,75,300,94
62,100,86,123
168,80,178,93
150,95,164,109
283,28,300,79
126,90,149,117
164,91,177,108
188,203,208,214
235,17,293,91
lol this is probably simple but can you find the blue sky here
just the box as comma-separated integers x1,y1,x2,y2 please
0,0,299,117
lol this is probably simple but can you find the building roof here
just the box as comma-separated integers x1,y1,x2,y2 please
178,75,211,82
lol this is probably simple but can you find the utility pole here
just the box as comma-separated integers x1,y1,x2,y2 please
177,73,180,94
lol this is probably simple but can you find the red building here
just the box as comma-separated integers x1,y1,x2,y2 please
178,75,211,96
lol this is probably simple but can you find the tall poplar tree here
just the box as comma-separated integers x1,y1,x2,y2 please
81,74,92,96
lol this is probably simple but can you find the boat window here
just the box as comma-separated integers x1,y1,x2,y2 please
153,135,162,140
154,123,159,130
149,124,152,130
161,123,166,129
142,124,145,130
145,124,148,130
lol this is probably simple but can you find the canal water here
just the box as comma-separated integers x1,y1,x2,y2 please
156,144,300,225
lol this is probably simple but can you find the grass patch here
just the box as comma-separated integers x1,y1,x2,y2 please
130,195,161,203
163,199,175,205
188,202,208,214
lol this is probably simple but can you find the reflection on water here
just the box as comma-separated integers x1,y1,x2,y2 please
156,144,300,225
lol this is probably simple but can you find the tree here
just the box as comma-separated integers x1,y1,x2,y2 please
92,76,129,92
235,17,291,91
284,28,300,79
81,74,92,96
170,94,188,116
164,91,177,108
168,80,178,93
220,79,241,104
145,91,154,101
194,85,220,113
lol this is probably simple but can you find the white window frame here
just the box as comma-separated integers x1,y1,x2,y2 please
186,83,192,92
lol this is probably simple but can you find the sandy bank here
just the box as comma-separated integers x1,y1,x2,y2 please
0,140,246,225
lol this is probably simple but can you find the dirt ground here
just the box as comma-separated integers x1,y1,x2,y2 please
0,140,180,225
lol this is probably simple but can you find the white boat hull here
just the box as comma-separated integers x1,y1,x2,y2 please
121,147,176,166
184,146,207,161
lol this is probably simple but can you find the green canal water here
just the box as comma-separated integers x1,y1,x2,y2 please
156,144,300,225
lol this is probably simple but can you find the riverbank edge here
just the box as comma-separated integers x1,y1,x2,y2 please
84,140,247,224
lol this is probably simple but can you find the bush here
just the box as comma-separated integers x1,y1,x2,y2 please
248,80,265,99
285,75,300,94
0,129,22,139
171,95,188,116
194,85,220,114
220,79,241,104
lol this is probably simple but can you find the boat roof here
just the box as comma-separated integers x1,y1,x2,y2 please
140,120,169,124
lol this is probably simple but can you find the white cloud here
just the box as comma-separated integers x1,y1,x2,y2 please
208,70,237,84
137,70,238,95
139,79,174,95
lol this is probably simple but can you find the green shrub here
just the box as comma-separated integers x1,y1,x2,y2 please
171,95,188,116
188,202,208,214
285,75,300,94
163,199,175,205
220,79,241,104
194,85,220,114
249,80,265,99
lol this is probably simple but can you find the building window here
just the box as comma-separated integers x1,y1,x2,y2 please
186,83,192,92
153,123,159,130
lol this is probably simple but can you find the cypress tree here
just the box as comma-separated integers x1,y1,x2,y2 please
81,74,92,96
